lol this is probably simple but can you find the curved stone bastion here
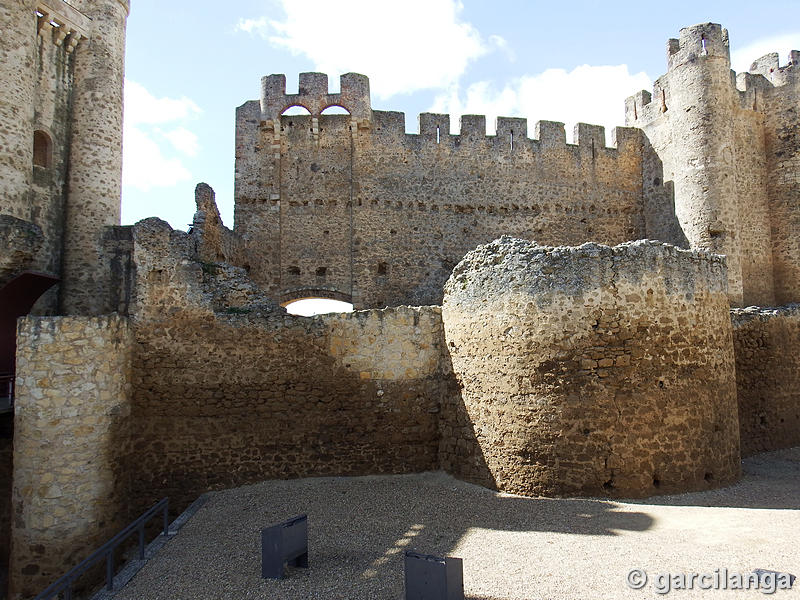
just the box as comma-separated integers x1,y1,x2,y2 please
441,237,741,497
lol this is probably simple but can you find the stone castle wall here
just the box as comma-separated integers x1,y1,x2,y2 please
0,0,37,224
234,73,646,309
98,217,445,514
9,315,132,599
731,305,800,456
747,53,800,305
441,238,741,497
130,306,448,513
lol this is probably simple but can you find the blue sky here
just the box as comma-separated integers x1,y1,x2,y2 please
122,0,800,232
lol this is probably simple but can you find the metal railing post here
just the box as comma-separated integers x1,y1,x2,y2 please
106,552,114,591
138,522,145,560
163,500,169,536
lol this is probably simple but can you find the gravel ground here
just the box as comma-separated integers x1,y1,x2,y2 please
115,448,800,599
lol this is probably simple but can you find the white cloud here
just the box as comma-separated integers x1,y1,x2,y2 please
235,16,269,35
161,127,200,157
122,125,192,192
429,64,652,142
489,34,515,63
125,80,201,125
123,79,202,192
730,33,800,74
236,0,496,99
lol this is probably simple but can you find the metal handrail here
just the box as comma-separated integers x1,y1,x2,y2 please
0,372,14,401
34,497,170,600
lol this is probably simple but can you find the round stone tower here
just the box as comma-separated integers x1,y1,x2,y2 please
61,0,130,315
442,237,741,498
0,0,37,221
663,23,744,305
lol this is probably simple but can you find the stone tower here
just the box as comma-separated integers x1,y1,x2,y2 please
0,0,129,315
61,0,130,315
626,23,777,307
663,25,744,305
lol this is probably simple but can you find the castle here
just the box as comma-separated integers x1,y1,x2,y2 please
0,3,799,597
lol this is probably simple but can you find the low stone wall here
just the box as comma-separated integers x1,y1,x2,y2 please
441,237,741,498
731,305,800,456
129,305,449,514
9,316,133,600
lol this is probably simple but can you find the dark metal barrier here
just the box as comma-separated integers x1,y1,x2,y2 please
0,371,13,421
34,497,170,600
404,551,464,600
0,372,13,403
261,514,308,579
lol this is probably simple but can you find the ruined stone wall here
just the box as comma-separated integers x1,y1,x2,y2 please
626,24,776,307
9,316,132,599
235,73,645,309
191,183,248,268
731,305,800,457
124,218,449,514
441,237,740,498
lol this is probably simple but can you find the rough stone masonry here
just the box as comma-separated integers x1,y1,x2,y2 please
1,8,800,599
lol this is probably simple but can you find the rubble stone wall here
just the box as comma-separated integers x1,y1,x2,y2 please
441,237,741,498
129,305,448,514
731,305,800,456
235,75,646,309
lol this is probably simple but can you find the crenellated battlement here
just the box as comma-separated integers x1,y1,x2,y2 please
258,73,638,154
746,50,800,87
264,107,637,156
630,35,800,128
667,22,730,70
260,72,372,124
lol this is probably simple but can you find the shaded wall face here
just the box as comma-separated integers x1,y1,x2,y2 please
235,110,645,309
732,307,800,456
763,72,800,304
0,1,36,222
10,316,132,599
0,433,12,596
129,306,448,514
30,21,81,314
442,239,741,498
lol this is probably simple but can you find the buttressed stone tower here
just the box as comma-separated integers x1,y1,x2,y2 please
0,0,129,315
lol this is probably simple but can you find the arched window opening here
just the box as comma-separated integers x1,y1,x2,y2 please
281,105,312,116
33,130,52,168
320,105,350,115
284,298,354,316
